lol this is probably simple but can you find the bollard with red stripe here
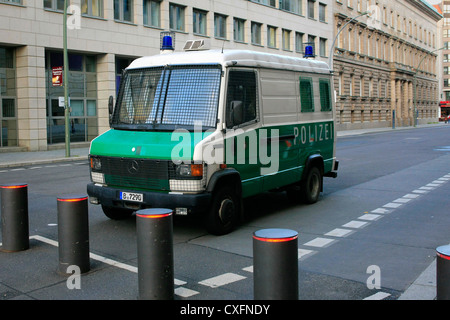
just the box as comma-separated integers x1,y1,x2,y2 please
136,208,174,300
1,183,29,252
437,245,450,300
253,228,299,300
57,194,90,274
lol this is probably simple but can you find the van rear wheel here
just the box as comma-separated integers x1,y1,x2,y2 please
206,185,240,235
300,166,322,204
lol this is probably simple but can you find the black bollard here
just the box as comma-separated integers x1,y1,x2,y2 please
253,228,299,300
436,245,450,300
57,195,90,275
0,184,29,252
136,208,174,300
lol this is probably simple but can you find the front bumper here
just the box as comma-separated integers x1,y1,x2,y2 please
87,183,212,214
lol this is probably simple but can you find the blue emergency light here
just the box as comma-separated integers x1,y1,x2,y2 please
160,32,175,51
304,45,315,58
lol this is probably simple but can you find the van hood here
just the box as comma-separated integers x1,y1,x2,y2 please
89,129,211,161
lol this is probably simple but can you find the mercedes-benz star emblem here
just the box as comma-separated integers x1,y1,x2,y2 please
127,160,139,175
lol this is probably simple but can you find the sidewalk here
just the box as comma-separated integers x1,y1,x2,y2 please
0,123,447,299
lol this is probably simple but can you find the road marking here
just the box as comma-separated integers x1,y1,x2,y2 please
342,220,368,229
28,235,194,297
393,198,412,204
325,228,353,237
383,202,402,208
198,273,246,288
403,194,420,199
303,237,335,248
371,208,391,214
175,287,199,298
363,292,391,300
358,213,381,221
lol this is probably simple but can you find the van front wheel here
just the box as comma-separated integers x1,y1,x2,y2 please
101,205,134,220
206,185,240,235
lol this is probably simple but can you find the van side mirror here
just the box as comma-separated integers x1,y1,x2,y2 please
108,95,114,126
230,100,243,127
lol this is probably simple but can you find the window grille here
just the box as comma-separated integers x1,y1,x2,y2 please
113,65,222,130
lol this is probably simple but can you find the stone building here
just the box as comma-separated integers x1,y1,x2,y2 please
0,0,333,151
333,0,442,130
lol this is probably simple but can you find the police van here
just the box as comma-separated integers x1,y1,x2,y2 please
87,36,338,235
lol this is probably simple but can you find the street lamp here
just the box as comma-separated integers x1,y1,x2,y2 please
63,0,70,157
328,11,370,70
413,46,445,127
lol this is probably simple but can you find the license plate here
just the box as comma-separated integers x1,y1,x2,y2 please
120,191,143,202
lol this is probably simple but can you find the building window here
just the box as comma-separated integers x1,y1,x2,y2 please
308,0,315,19
250,0,276,7
300,77,314,112
233,18,245,42
0,46,17,147
267,25,277,48
193,9,207,35
143,0,161,27
282,29,291,51
295,32,304,53
169,3,185,31
44,0,66,11
114,0,133,22
319,3,326,22
81,0,103,17
214,13,227,39
251,22,262,45
1,0,21,4
46,52,98,144
280,0,302,15
319,37,327,57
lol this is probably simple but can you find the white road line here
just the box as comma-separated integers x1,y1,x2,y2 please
303,237,335,248
242,266,253,273
371,208,390,214
324,228,353,237
298,248,316,259
383,202,402,208
403,194,420,199
198,273,246,288
412,189,428,194
363,291,391,300
393,198,412,203
342,220,368,229
28,235,190,292
175,287,199,298
358,213,382,221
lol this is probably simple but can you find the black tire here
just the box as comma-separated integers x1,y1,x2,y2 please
101,205,134,220
300,166,322,204
205,185,240,235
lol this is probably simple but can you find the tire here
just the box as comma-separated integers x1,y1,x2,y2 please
300,166,322,204
101,205,134,220
205,184,240,235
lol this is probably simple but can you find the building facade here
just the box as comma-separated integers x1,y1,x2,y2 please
333,0,442,130
0,0,333,151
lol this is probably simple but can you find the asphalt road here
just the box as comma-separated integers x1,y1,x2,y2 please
1,125,450,304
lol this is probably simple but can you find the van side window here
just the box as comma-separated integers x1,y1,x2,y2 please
319,78,332,112
226,70,258,128
299,77,314,112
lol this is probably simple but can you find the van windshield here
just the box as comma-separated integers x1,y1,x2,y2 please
111,64,222,131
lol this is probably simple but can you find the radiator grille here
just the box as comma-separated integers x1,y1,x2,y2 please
99,156,171,190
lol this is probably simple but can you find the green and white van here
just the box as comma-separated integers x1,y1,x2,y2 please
87,42,338,235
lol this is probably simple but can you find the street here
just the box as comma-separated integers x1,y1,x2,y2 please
1,125,450,301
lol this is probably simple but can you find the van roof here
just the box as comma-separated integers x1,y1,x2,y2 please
127,49,331,74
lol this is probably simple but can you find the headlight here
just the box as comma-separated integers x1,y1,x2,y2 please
176,163,203,178
90,156,102,171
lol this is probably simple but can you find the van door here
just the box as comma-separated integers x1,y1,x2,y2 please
224,69,262,198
